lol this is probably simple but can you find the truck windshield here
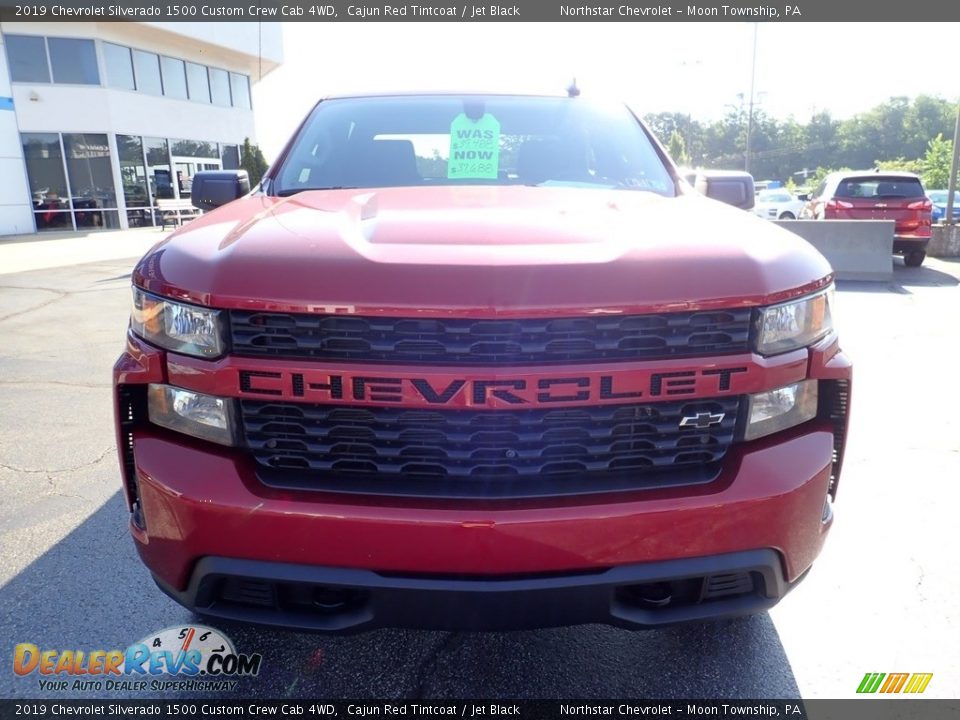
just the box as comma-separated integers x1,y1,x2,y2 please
272,95,675,196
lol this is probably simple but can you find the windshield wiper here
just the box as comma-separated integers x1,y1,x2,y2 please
275,187,358,197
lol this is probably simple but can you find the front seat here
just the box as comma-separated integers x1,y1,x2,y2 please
347,139,421,188
517,138,587,186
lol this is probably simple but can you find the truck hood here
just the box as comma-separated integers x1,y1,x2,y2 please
135,186,833,315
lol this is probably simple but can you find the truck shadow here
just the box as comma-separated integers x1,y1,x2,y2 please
1,492,800,700
220,613,801,699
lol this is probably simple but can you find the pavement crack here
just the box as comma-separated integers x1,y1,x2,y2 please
408,632,463,699
0,289,70,323
0,380,111,389
0,446,115,475
43,473,86,501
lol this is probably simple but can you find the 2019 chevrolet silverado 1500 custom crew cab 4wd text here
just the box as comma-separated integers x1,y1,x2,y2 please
113,93,852,632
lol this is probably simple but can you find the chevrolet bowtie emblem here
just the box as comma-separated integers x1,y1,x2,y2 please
679,412,725,430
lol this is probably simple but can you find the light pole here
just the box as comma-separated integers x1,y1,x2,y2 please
744,23,759,174
946,99,960,226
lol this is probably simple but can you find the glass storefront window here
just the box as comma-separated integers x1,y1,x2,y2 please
209,67,231,107
63,133,120,229
160,56,187,100
170,139,220,198
104,42,135,90
133,50,163,96
5,35,50,83
48,38,99,85
143,137,174,200
185,62,210,103
171,139,217,158
118,135,153,227
229,73,251,109
221,145,240,170
22,133,71,231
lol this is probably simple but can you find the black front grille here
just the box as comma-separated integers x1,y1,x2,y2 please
240,397,741,498
229,309,753,365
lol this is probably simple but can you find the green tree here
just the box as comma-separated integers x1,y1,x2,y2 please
642,96,954,183
667,130,690,166
874,157,922,174
804,166,851,190
240,137,270,187
644,112,706,165
920,133,953,189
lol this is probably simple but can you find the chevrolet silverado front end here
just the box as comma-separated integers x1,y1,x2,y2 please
114,93,852,632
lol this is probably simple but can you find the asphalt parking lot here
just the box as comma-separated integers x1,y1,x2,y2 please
1,241,959,700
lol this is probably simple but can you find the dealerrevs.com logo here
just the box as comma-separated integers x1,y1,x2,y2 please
13,625,262,692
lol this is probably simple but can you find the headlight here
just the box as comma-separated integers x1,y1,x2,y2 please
147,384,236,446
131,287,224,358
744,380,818,441
755,287,833,355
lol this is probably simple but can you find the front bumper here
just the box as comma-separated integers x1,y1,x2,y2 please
115,333,852,632
155,549,796,633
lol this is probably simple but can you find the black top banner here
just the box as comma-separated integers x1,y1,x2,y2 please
1,0,959,21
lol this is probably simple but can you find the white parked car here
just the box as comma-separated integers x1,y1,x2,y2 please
752,188,805,220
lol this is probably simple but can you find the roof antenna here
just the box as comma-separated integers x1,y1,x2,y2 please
566,77,581,98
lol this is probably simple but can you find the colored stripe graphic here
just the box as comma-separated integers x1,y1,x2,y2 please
857,673,885,693
880,673,909,693
904,673,933,694
857,672,933,694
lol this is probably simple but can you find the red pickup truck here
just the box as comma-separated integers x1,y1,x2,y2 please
114,92,852,632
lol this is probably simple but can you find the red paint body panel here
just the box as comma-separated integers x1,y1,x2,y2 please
824,203,931,238
133,187,833,316
130,424,834,592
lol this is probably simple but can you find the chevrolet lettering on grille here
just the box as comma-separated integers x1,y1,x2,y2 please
236,366,751,409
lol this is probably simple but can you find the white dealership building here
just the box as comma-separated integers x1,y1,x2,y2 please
0,21,282,235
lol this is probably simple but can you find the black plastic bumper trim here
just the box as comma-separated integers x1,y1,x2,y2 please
892,237,930,252
154,549,798,634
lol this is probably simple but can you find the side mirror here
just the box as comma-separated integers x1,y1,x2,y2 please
191,170,251,211
796,193,810,202
694,170,755,210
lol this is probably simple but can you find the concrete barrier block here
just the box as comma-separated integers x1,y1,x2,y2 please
929,225,960,258
774,220,894,282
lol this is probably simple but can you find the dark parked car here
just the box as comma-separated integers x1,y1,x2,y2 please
800,171,932,267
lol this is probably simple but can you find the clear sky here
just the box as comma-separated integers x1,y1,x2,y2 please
252,22,959,160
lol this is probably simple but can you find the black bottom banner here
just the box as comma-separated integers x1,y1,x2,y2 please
1,700,959,720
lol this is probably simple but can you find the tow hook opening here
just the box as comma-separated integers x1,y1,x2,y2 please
312,586,360,612
621,581,674,608
616,572,759,611
213,577,370,617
